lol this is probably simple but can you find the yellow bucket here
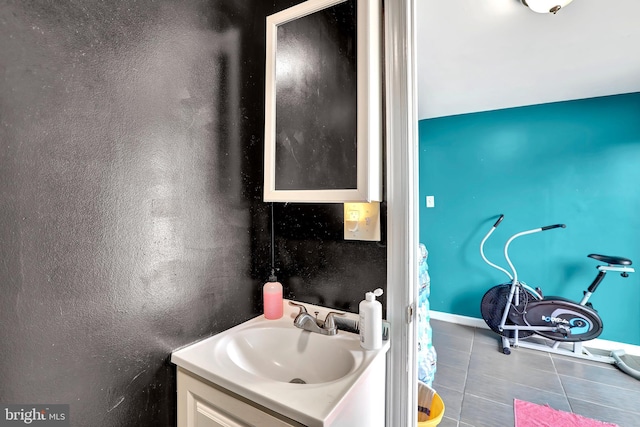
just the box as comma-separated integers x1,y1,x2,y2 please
417,381,445,426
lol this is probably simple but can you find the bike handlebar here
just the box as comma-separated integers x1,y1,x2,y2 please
493,215,564,231
541,224,566,231
481,214,566,284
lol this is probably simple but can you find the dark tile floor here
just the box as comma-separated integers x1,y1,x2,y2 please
430,319,640,427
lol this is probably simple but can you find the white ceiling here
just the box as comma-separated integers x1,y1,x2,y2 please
416,0,640,120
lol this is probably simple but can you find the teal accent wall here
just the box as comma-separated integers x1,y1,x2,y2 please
418,92,640,346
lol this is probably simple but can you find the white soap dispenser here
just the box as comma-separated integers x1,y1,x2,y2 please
359,288,383,350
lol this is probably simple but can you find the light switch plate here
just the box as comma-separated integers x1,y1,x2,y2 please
343,202,381,241
426,195,435,208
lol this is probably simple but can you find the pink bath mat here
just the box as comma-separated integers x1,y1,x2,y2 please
514,399,619,427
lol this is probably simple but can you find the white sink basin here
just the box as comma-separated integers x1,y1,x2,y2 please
223,326,357,384
171,300,389,427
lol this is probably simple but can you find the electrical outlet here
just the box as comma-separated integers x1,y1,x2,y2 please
343,202,381,241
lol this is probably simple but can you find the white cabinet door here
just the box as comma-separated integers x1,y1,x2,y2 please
192,397,244,427
177,368,301,427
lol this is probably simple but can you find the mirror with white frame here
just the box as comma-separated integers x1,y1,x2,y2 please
263,0,382,203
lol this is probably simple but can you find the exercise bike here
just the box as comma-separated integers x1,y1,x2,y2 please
479,214,639,377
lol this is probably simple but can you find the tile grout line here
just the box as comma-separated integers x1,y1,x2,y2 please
556,373,640,415
432,324,475,426
549,353,573,413
463,327,480,425
460,328,473,427
467,327,567,426
562,393,640,417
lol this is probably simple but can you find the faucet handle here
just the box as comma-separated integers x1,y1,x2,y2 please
288,301,308,315
323,312,346,331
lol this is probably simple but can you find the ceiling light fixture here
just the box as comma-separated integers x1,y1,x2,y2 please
522,0,574,14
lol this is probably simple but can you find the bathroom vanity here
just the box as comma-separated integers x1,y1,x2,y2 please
171,301,389,427
176,367,303,426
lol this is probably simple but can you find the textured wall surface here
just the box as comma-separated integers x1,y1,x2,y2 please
258,202,388,313
1,0,387,426
0,1,261,425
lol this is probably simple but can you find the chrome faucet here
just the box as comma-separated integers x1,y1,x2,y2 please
288,301,345,336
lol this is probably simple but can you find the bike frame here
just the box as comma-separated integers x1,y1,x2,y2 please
481,217,565,336
480,215,635,364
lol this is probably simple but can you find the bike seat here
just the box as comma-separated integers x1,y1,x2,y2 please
588,254,632,266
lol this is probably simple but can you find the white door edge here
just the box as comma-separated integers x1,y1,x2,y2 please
384,0,418,426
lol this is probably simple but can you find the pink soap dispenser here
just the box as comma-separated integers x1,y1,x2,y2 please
263,203,283,320
263,270,283,320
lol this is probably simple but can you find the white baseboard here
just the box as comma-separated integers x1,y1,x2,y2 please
430,310,640,357
430,311,488,329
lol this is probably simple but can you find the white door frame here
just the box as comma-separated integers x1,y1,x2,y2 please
384,0,418,426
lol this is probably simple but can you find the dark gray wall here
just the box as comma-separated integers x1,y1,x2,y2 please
0,0,386,426
1,1,262,425
252,202,388,314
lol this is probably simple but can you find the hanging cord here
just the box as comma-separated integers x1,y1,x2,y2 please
269,202,276,281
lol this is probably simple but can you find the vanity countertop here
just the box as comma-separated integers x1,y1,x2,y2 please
171,300,389,427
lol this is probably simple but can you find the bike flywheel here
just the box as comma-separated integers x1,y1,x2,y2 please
481,284,535,339
524,298,603,342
